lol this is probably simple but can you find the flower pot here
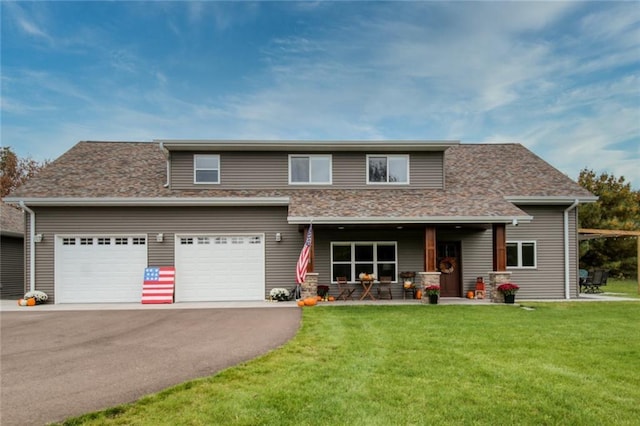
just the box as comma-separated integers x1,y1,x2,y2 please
428,294,439,304
504,294,516,304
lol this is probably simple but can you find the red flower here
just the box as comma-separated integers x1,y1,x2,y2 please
497,283,520,295
425,285,440,295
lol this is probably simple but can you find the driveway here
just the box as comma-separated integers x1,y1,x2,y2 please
1,306,301,426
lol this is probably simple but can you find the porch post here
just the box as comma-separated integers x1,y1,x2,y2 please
491,223,509,302
424,226,437,272
492,224,506,272
300,273,319,299
306,225,314,273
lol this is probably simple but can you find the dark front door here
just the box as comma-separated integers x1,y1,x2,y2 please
437,242,461,297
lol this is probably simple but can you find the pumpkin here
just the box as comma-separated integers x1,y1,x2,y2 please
26,298,36,306
415,290,423,299
304,297,317,306
316,295,322,301
18,298,27,306
328,296,335,302
297,300,305,307
467,291,475,299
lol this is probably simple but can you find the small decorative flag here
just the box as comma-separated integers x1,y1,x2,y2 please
142,266,175,304
296,224,313,284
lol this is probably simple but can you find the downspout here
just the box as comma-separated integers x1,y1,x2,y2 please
19,201,36,292
159,142,170,188
563,199,580,300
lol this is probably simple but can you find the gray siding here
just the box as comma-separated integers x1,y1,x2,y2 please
29,206,300,302
171,151,444,190
0,236,25,297
506,205,577,299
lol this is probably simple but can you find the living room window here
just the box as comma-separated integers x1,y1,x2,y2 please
331,242,397,282
194,154,220,184
289,155,332,184
506,241,537,268
367,155,409,184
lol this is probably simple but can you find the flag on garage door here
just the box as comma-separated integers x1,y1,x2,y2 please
296,224,313,284
142,266,175,304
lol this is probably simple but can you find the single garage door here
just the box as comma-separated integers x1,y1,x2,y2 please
175,234,265,302
55,235,148,303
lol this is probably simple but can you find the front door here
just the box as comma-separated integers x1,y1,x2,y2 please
437,242,461,297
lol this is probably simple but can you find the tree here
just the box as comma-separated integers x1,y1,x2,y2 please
0,147,49,198
578,168,640,279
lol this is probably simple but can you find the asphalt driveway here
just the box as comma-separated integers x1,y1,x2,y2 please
1,307,301,426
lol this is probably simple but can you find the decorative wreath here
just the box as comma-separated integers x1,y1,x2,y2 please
439,257,456,274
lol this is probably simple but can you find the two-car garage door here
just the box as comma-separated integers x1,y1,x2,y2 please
55,236,148,303
55,234,265,303
174,235,265,302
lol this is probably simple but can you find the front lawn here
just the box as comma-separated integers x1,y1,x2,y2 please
62,303,640,425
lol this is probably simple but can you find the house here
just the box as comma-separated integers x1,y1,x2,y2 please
1,200,25,298
5,140,596,304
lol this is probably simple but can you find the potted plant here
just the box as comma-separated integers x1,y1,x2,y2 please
424,285,440,304
497,283,519,304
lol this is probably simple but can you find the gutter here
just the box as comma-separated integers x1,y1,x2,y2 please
159,142,170,188
563,199,580,300
19,201,36,292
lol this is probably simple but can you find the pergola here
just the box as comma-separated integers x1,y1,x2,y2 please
579,228,640,294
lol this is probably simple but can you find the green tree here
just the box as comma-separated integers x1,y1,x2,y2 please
578,169,640,279
0,147,49,198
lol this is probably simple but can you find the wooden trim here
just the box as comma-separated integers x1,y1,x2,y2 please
425,226,437,272
493,224,506,271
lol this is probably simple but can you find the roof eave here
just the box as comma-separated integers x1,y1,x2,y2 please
4,197,291,207
505,196,598,205
156,139,460,152
288,215,534,225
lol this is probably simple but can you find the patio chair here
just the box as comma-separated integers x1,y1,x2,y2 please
580,269,608,293
336,276,355,301
377,276,393,300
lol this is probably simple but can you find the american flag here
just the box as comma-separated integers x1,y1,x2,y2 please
296,224,313,284
142,266,175,304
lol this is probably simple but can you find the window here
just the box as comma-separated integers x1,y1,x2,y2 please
331,242,397,282
132,237,146,245
97,238,111,245
80,238,93,245
507,241,537,268
367,155,409,184
289,155,331,184
63,238,76,245
194,154,220,184
115,237,128,245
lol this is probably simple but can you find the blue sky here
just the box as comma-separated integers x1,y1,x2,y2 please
2,1,639,189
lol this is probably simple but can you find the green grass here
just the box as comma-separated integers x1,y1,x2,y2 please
61,303,640,426
602,278,640,298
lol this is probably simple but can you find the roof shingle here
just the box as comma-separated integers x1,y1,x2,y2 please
7,141,594,222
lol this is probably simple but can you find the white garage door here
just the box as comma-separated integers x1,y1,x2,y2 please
175,234,265,302
55,236,148,303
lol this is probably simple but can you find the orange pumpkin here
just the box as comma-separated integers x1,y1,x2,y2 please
26,298,36,306
297,300,305,307
467,291,475,299
328,296,336,302
316,295,322,301
304,297,317,306
415,290,423,299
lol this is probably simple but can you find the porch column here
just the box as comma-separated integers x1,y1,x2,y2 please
305,225,315,273
424,226,437,272
300,273,319,300
418,272,441,303
492,224,507,272
489,271,512,303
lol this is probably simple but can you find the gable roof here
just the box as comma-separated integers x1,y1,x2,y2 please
6,140,596,225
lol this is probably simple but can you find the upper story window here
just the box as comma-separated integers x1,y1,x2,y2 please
507,241,537,269
289,155,332,185
194,154,220,184
367,155,409,184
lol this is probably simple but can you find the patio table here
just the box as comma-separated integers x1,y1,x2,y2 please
359,278,376,300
